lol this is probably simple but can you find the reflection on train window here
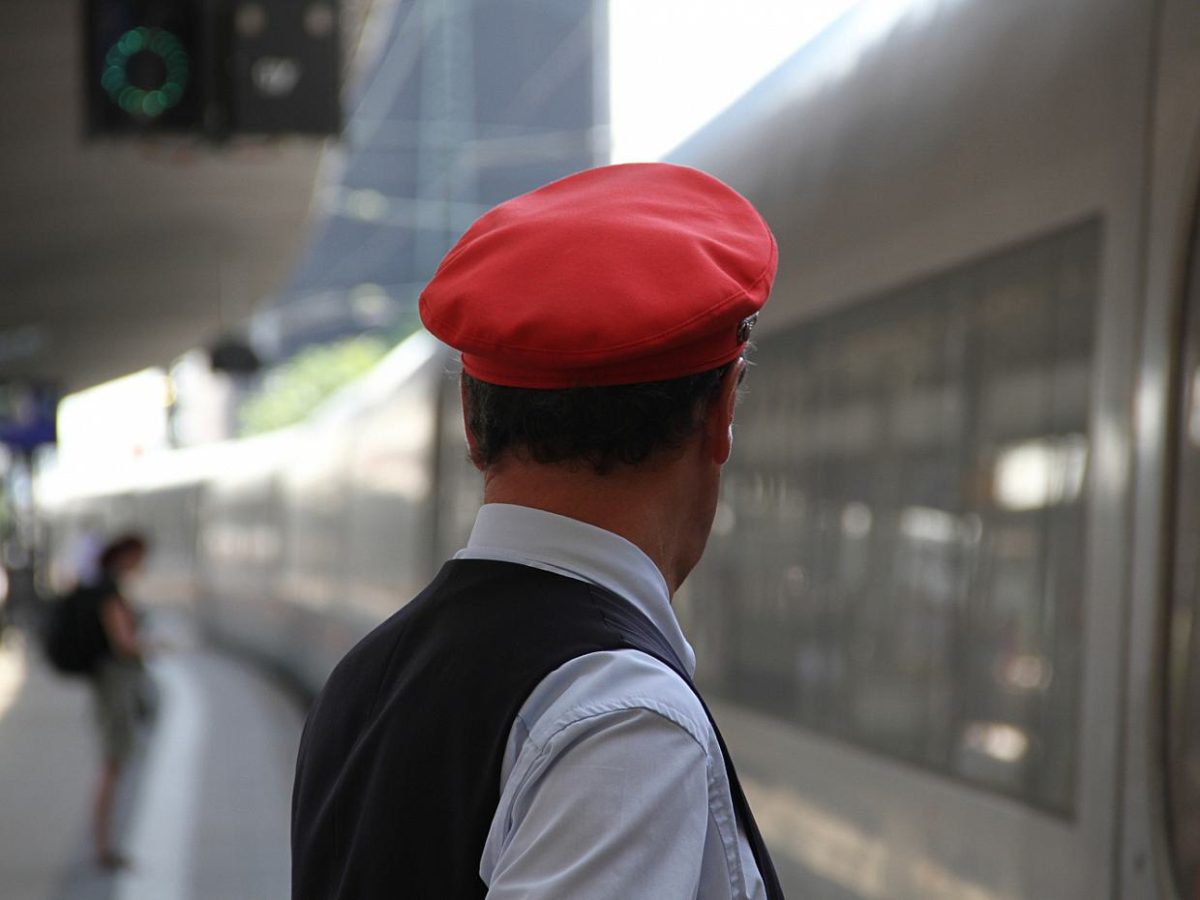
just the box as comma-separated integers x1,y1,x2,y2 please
1167,234,1200,895
681,219,1100,814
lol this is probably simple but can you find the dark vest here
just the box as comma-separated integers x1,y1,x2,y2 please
291,559,784,899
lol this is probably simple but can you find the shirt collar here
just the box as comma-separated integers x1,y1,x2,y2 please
453,503,696,675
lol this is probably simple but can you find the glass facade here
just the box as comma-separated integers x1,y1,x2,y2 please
261,0,608,357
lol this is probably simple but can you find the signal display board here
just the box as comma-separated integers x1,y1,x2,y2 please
230,1,340,134
85,0,207,134
84,0,341,138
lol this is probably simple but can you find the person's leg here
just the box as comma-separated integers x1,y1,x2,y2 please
90,660,136,869
94,759,126,868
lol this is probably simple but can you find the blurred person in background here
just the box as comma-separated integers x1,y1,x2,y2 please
0,507,11,635
88,533,148,870
0,505,34,630
0,563,8,639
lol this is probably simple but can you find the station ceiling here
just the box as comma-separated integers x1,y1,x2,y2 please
0,0,351,393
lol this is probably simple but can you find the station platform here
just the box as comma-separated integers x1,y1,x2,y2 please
0,612,304,900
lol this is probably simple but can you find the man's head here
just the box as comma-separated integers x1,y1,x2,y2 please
420,163,774,587
460,358,745,588
460,361,737,475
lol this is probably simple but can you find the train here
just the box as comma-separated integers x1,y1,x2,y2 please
34,0,1200,896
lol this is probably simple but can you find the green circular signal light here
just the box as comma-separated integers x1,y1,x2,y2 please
102,26,189,120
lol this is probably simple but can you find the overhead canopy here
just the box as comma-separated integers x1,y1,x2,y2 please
0,0,345,392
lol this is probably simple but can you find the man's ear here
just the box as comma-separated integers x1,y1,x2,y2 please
705,358,744,466
460,379,485,471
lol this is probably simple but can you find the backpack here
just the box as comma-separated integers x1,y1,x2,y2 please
43,585,112,676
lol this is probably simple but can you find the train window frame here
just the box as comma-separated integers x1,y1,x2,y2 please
1163,183,1200,899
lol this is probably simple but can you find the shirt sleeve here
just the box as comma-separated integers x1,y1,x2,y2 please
485,704,711,899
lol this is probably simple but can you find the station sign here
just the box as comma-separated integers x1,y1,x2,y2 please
0,383,58,451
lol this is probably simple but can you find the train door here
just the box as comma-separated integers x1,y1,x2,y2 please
1122,1,1200,896
1164,220,1200,900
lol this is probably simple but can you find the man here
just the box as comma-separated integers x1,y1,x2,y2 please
292,163,784,898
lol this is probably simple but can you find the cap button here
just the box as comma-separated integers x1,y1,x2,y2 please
737,313,758,343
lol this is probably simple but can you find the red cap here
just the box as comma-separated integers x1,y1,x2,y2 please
419,163,777,388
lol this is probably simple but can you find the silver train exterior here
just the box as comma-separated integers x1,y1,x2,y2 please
35,0,1200,896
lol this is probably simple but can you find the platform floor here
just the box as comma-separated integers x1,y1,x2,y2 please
0,614,304,900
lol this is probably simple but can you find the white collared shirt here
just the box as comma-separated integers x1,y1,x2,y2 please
455,503,767,900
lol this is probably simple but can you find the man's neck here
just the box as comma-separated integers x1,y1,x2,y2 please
481,460,698,595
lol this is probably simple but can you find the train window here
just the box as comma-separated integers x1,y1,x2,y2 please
681,219,1100,813
1166,210,1200,896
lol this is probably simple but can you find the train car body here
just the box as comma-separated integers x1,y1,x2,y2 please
666,0,1152,896
38,443,231,607
36,0,1200,896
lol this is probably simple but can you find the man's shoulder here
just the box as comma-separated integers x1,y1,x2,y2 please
312,559,694,736
310,561,589,715
520,648,713,753
309,582,437,714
